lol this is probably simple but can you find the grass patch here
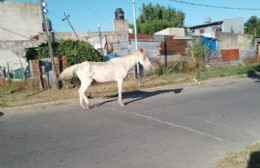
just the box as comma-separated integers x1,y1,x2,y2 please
0,80,27,107
216,142,260,168
196,64,259,81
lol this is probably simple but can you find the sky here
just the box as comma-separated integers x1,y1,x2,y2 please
7,0,260,32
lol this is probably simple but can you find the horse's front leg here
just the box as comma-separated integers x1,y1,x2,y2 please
117,79,125,107
78,79,92,109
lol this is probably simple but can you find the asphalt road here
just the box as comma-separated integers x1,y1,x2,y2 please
1,76,260,168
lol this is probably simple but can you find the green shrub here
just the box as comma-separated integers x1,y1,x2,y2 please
57,40,101,66
25,39,101,66
185,37,210,71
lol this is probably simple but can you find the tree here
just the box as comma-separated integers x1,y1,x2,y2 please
133,3,185,34
244,16,260,37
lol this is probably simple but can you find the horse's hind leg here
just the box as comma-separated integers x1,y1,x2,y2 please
78,78,92,109
117,79,125,107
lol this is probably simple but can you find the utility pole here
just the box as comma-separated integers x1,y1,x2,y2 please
62,13,80,41
97,24,103,55
40,0,58,89
132,0,141,85
62,12,80,63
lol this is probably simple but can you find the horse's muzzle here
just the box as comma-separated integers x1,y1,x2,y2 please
145,65,152,71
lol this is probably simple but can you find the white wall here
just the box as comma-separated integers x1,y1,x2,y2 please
222,17,244,34
0,2,42,41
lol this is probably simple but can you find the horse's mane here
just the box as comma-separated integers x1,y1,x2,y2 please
108,50,147,62
108,52,135,62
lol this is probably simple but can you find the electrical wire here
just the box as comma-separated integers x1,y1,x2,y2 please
77,0,132,32
77,0,113,25
0,26,34,40
48,11,62,21
169,0,260,11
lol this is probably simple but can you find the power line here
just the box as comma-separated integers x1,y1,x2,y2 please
77,0,113,25
120,0,132,5
77,0,130,33
169,0,260,11
0,26,34,40
48,11,62,21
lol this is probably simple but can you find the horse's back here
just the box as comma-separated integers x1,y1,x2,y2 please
91,62,119,82
76,58,130,82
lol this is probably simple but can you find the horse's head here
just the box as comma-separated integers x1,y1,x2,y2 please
138,49,152,71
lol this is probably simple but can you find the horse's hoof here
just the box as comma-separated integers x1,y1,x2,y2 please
82,105,90,109
118,102,125,107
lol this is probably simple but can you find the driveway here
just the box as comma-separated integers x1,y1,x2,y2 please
1,76,260,168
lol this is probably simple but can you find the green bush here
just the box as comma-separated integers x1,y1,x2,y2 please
25,39,101,66
37,42,59,59
57,40,101,66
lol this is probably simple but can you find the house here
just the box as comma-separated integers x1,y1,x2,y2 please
0,2,42,41
0,2,43,79
188,17,244,38
187,17,257,62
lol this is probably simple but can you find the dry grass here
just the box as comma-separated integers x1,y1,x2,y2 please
0,74,194,108
216,142,260,168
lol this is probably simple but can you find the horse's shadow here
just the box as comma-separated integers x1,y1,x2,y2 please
92,88,183,108
247,151,260,168
0,112,4,124
247,65,260,83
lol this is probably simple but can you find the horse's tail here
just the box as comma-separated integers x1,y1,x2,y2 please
58,64,78,81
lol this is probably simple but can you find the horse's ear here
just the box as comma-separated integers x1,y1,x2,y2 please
140,48,143,53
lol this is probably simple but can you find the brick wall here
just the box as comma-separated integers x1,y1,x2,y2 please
221,49,239,61
160,36,188,56
128,33,188,57
128,34,154,41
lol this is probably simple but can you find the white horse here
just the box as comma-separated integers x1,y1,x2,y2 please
59,49,152,109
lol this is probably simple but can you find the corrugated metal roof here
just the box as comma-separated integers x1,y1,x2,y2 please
189,21,223,30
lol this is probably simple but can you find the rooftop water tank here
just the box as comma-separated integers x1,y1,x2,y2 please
115,8,124,20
